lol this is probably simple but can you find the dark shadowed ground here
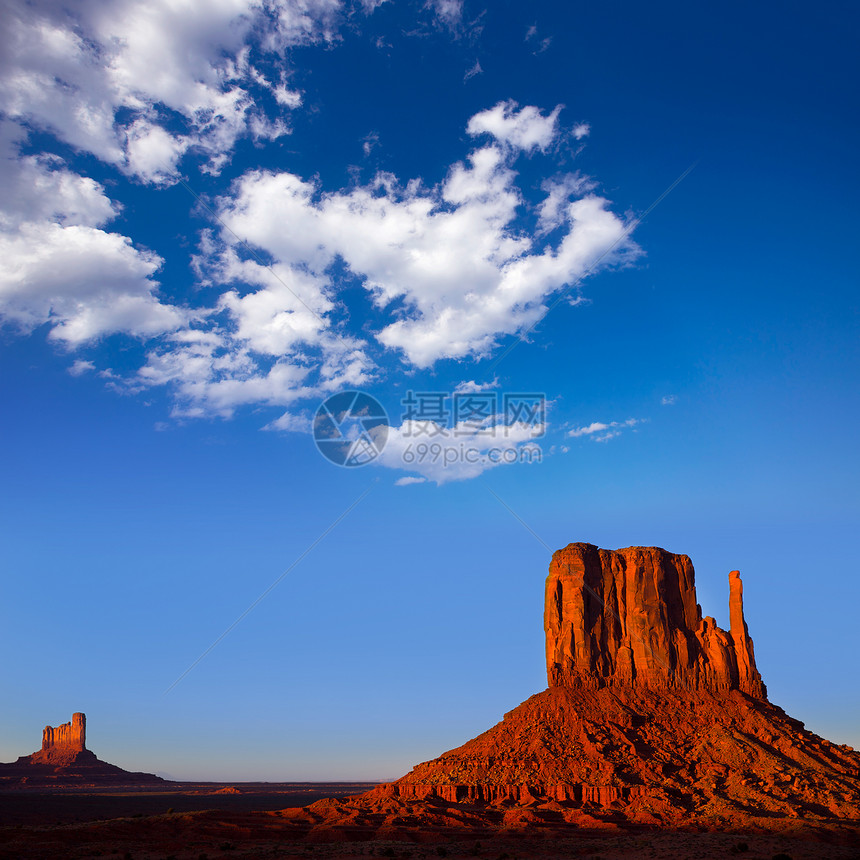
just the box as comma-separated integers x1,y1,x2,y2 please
0,781,374,826
0,783,858,859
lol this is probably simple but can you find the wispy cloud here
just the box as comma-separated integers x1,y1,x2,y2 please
68,359,95,377
464,59,483,81
568,417,642,442
453,378,499,394
524,23,551,54
362,131,380,156
395,476,427,486
425,0,463,32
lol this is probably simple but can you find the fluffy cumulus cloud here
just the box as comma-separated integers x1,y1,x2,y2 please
211,101,639,368
0,0,343,183
0,0,376,413
0,120,184,343
0,1,646,478
466,100,562,153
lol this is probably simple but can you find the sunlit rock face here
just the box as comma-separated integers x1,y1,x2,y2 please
32,712,88,764
544,543,766,698
353,544,860,828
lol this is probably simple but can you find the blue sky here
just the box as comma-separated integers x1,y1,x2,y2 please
1,0,858,780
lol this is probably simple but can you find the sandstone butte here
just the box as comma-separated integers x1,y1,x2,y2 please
0,711,163,786
281,543,860,837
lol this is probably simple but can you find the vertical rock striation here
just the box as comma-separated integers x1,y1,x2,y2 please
41,712,86,754
30,713,90,765
544,543,766,698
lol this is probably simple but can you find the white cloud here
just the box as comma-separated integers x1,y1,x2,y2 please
212,103,638,369
264,410,313,432
453,378,499,394
375,418,543,484
0,25,641,444
137,329,316,418
0,223,183,343
568,417,641,442
394,476,427,486
124,120,190,185
572,123,590,140
537,173,597,235
426,0,463,30
0,0,342,183
524,24,551,53
69,359,96,376
0,122,185,344
0,124,115,230
661,394,676,406
568,421,609,438
362,131,380,156
273,84,303,108
466,100,562,153
464,60,482,81
0,1,648,465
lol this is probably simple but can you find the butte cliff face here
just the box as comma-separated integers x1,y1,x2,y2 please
30,712,88,765
544,543,766,698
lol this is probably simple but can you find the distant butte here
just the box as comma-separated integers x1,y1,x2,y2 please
30,712,88,765
279,543,860,836
0,712,163,788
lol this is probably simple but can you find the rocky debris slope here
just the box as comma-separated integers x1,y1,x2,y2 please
381,685,859,826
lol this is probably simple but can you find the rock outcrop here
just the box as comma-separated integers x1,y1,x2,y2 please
30,712,87,765
284,543,859,836
544,543,766,697
0,713,164,787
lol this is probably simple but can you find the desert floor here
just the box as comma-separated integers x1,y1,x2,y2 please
1,783,859,859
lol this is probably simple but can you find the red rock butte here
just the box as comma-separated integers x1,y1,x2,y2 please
31,712,87,765
0,712,163,786
286,543,860,836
